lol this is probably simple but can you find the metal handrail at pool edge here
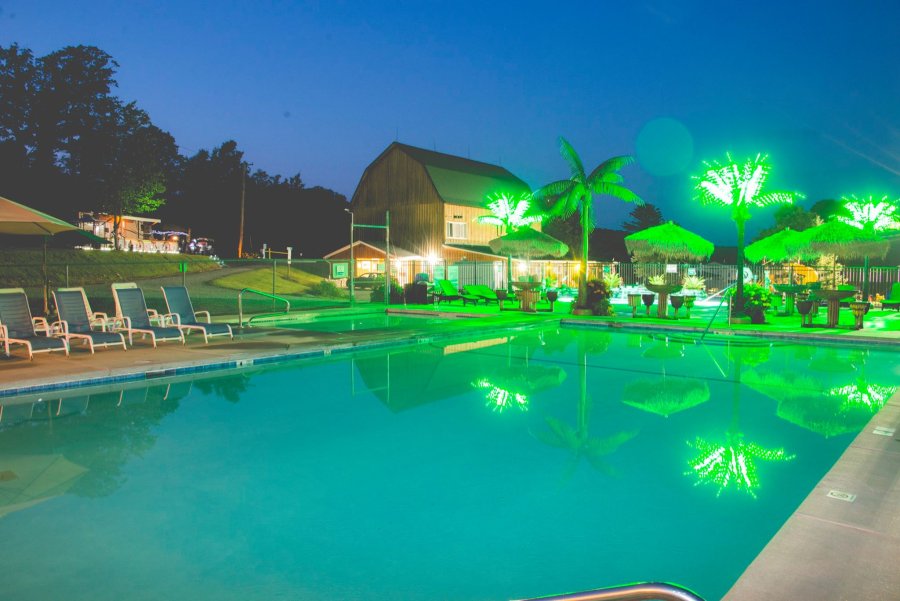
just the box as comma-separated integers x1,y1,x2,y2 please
237,288,290,327
513,582,705,601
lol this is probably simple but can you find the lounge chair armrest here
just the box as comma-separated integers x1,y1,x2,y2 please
51,320,69,335
195,310,211,323
0,324,7,339
162,312,181,326
146,308,161,325
109,316,130,331
33,317,50,335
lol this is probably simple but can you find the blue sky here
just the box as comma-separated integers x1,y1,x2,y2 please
1,0,898,242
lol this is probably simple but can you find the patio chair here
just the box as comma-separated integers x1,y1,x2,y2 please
434,280,479,306
161,286,233,343
0,288,69,360
463,284,499,305
52,288,127,354
111,283,184,347
881,283,900,311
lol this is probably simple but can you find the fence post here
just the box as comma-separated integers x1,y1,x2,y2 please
272,259,277,310
66,264,69,288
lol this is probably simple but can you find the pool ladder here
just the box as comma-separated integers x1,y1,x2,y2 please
514,582,705,601
238,288,290,327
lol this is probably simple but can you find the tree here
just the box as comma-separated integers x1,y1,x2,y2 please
534,137,641,309
810,198,851,223
477,191,543,292
621,202,664,233
754,204,819,240
835,194,900,299
694,154,801,315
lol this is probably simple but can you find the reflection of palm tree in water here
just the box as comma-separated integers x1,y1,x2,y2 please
534,331,636,479
686,347,794,498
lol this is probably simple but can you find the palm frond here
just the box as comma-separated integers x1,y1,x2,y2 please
592,181,643,204
587,155,634,181
476,215,505,226
755,191,802,207
559,137,586,181
533,179,574,202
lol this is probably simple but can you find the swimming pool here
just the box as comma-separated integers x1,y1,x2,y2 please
0,327,895,600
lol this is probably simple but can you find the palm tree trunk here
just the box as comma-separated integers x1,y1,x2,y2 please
579,203,590,307
734,219,746,315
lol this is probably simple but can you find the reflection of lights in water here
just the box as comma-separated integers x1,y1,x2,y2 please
686,435,794,498
829,383,896,412
473,379,528,413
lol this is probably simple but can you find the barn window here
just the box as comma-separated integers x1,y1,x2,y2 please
446,221,467,239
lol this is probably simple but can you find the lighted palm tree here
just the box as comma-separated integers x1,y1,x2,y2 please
534,138,641,308
478,191,543,292
694,154,800,315
533,333,636,479
835,194,900,299
686,344,794,498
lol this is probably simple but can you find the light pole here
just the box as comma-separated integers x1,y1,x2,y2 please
345,208,354,304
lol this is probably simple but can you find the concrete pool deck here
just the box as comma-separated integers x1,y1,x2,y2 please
0,306,898,601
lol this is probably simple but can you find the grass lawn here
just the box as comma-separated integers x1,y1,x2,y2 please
210,265,347,298
0,249,221,288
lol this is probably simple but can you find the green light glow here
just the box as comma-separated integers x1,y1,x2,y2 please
687,434,794,498
477,192,542,230
473,378,528,413
837,194,900,233
828,382,896,412
694,153,800,220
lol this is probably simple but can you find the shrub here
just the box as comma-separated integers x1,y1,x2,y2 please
743,283,772,313
601,272,623,290
371,280,404,303
682,274,706,290
583,279,614,316
307,280,344,297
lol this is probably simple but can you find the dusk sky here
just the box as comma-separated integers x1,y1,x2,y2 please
2,0,898,243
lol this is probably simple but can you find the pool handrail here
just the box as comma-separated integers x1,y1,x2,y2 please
513,582,705,601
238,288,290,327
700,283,734,341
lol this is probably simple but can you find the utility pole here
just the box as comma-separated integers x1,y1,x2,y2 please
237,163,246,258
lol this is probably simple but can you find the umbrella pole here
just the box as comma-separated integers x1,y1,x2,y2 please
43,235,49,315
507,254,513,293
862,255,869,301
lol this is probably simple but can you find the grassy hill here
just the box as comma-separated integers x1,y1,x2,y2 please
0,249,221,288
210,265,347,298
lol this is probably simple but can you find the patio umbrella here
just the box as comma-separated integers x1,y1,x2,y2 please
744,228,819,263
624,221,714,262
785,220,889,291
489,228,569,292
0,196,79,314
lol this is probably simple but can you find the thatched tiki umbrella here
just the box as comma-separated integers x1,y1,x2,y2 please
744,227,819,264
624,221,714,263
0,196,79,314
787,220,889,291
489,228,569,290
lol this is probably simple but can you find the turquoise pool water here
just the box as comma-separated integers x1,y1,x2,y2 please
0,327,896,601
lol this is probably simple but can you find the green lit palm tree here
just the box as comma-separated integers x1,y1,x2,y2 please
836,194,900,299
477,191,543,292
533,332,636,480
694,154,800,315
534,138,641,308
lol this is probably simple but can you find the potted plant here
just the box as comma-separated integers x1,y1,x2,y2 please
742,283,772,324
584,279,614,316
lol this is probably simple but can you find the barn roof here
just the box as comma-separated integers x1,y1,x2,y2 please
392,143,531,207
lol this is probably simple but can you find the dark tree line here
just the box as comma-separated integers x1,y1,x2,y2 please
0,43,349,257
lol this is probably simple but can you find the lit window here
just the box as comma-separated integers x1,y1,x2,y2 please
446,222,467,239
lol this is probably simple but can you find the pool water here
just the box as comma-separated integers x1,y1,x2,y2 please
0,327,895,601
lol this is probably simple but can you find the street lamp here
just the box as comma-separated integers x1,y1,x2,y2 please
345,207,354,304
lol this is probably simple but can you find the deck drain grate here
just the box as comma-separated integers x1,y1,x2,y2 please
826,490,856,502
872,426,895,437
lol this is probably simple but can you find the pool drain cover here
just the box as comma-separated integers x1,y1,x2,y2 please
826,490,856,502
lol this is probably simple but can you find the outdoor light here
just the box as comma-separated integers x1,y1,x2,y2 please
838,194,900,232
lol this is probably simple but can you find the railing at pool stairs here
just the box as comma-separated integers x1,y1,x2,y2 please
237,288,291,328
513,581,705,601
699,282,735,341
